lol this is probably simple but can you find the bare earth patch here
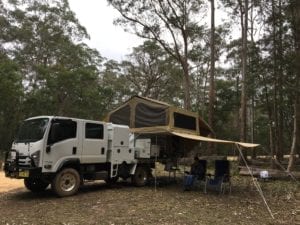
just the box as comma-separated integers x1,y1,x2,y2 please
0,174,299,225
0,171,24,193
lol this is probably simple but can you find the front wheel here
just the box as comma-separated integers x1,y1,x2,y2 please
51,168,80,197
24,178,49,192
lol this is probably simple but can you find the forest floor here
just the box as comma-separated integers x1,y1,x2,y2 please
0,171,300,225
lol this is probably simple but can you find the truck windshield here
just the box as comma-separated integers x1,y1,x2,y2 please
15,118,49,143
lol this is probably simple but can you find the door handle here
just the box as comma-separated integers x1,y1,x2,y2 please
101,147,105,155
72,147,77,155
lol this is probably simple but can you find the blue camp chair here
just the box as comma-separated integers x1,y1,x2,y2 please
204,160,231,194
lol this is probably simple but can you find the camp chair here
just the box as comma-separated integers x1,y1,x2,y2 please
204,160,231,194
183,160,207,191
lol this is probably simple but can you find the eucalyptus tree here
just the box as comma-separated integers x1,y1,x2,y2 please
120,41,182,104
108,0,206,110
287,0,300,171
101,59,133,111
227,0,249,143
208,0,216,153
0,53,23,151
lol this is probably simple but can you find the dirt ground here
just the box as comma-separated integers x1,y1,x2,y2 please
0,172,24,193
0,171,299,225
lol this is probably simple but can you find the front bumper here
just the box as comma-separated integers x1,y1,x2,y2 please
4,164,42,179
4,151,42,179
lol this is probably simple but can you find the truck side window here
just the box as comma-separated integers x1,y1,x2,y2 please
85,123,103,139
48,120,77,144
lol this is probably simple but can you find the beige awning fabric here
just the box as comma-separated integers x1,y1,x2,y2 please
171,132,259,148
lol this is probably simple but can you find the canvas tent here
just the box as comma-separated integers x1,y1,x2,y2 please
104,96,213,137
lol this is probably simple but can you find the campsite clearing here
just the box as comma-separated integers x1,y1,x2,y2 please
0,171,299,225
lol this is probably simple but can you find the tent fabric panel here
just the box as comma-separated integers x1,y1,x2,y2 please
109,105,131,126
103,95,214,137
134,102,168,128
171,132,259,148
137,96,170,106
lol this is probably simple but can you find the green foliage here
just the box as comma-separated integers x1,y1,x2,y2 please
0,0,110,151
0,53,23,150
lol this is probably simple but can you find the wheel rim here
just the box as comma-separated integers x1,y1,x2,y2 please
138,171,146,181
60,172,76,192
135,168,147,186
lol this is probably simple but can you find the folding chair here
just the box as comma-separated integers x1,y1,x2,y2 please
183,160,207,191
204,160,231,194
164,161,179,182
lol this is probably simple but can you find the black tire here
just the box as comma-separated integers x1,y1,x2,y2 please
51,168,80,197
24,178,49,192
132,166,148,187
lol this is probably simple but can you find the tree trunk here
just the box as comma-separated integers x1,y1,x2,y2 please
287,99,299,172
182,1,191,111
208,0,216,154
271,0,280,166
182,58,191,110
250,1,256,159
240,0,248,143
237,0,248,165
276,0,284,161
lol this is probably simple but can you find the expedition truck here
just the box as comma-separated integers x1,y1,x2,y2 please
4,116,158,197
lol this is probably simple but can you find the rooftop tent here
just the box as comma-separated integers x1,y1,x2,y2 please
104,96,213,136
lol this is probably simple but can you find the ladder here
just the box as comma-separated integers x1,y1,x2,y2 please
110,162,119,178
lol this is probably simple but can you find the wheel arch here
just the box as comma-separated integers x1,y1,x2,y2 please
56,158,80,172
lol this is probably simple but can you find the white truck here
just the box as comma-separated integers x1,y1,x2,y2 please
4,116,158,197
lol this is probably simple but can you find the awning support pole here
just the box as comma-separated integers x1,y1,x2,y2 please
235,144,275,220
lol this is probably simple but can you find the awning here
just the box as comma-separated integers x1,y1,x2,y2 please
171,132,259,148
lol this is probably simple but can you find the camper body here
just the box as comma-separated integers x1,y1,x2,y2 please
4,116,156,197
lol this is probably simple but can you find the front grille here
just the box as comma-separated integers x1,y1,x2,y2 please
18,155,32,167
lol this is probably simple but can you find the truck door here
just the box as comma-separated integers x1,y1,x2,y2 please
42,119,79,172
81,122,107,163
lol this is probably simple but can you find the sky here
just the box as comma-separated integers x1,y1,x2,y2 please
67,1,241,63
68,0,142,61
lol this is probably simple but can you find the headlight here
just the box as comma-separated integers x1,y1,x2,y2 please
7,151,16,161
31,150,40,167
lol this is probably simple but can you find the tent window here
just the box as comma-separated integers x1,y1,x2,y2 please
110,105,130,126
135,103,167,128
174,112,196,130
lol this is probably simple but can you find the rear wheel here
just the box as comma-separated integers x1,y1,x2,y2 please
24,178,49,192
52,168,80,197
132,166,149,187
